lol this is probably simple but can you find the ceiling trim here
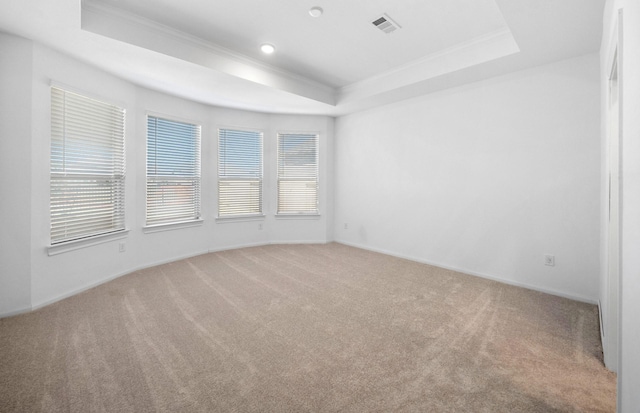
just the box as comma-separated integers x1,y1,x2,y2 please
81,0,520,112
81,0,336,105
338,27,520,104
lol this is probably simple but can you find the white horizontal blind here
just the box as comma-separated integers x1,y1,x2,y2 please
146,116,201,226
50,87,126,244
277,133,319,214
218,129,263,217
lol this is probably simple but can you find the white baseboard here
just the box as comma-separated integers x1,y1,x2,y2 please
268,240,330,245
207,240,329,254
9,238,589,319
0,305,33,319
336,240,598,305
208,242,268,253
29,249,211,314
598,299,605,343
2,241,332,318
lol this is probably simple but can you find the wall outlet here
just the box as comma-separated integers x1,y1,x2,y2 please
258,223,263,230
119,242,126,253
544,254,555,266
344,223,348,230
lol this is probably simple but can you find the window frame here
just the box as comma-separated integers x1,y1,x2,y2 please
49,86,127,248
145,113,202,229
217,126,265,219
276,131,320,216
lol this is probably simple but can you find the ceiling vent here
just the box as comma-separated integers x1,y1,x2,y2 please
372,14,401,34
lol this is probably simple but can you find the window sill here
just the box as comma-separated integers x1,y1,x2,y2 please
216,214,265,224
275,214,321,220
143,219,204,234
48,229,130,256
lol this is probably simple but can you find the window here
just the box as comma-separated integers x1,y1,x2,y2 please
277,133,319,214
50,87,126,244
218,128,263,217
146,116,201,226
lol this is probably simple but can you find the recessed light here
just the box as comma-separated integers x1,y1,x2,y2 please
309,7,323,17
260,43,275,54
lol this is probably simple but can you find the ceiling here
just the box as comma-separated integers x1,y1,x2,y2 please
0,0,605,116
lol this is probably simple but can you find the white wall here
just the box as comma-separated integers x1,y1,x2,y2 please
266,114,335,245
29,43,141,311
0,35,334,317
3,17,635,411
334,54,601,303
602,1,640,412
0,34,33,316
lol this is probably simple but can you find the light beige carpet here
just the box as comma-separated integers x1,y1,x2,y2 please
0,243,616,412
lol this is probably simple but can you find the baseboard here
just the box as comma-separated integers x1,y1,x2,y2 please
207,240,329,254
29,249,210,315
269,240,330,245
30,270,134,313
0,305,33,319
598,299,605,342
208,242,268,253
17,238,580,320
5,241,333,318
336,240,598,305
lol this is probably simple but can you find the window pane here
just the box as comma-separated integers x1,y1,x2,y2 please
146,116,201,226
218,129,263,217
277,133,318,214
50,87,125,244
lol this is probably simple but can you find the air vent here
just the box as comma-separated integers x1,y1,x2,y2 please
372,14,401,34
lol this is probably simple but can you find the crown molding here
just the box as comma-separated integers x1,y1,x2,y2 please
81,0,336,105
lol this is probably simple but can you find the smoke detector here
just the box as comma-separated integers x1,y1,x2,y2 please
372,14,401,34
309,7,323,17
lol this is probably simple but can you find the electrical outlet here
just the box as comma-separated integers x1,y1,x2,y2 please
119,242,126,253
258,223,263,230
344,223,348,230
544,254,555,266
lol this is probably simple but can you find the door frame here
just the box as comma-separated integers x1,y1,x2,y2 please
602,8,623,377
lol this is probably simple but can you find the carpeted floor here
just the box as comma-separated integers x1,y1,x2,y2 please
0,243,616,412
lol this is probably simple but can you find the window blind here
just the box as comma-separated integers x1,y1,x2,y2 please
218,129,263,217
146,116,201,226
277,133,319,214
50,87,126,244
